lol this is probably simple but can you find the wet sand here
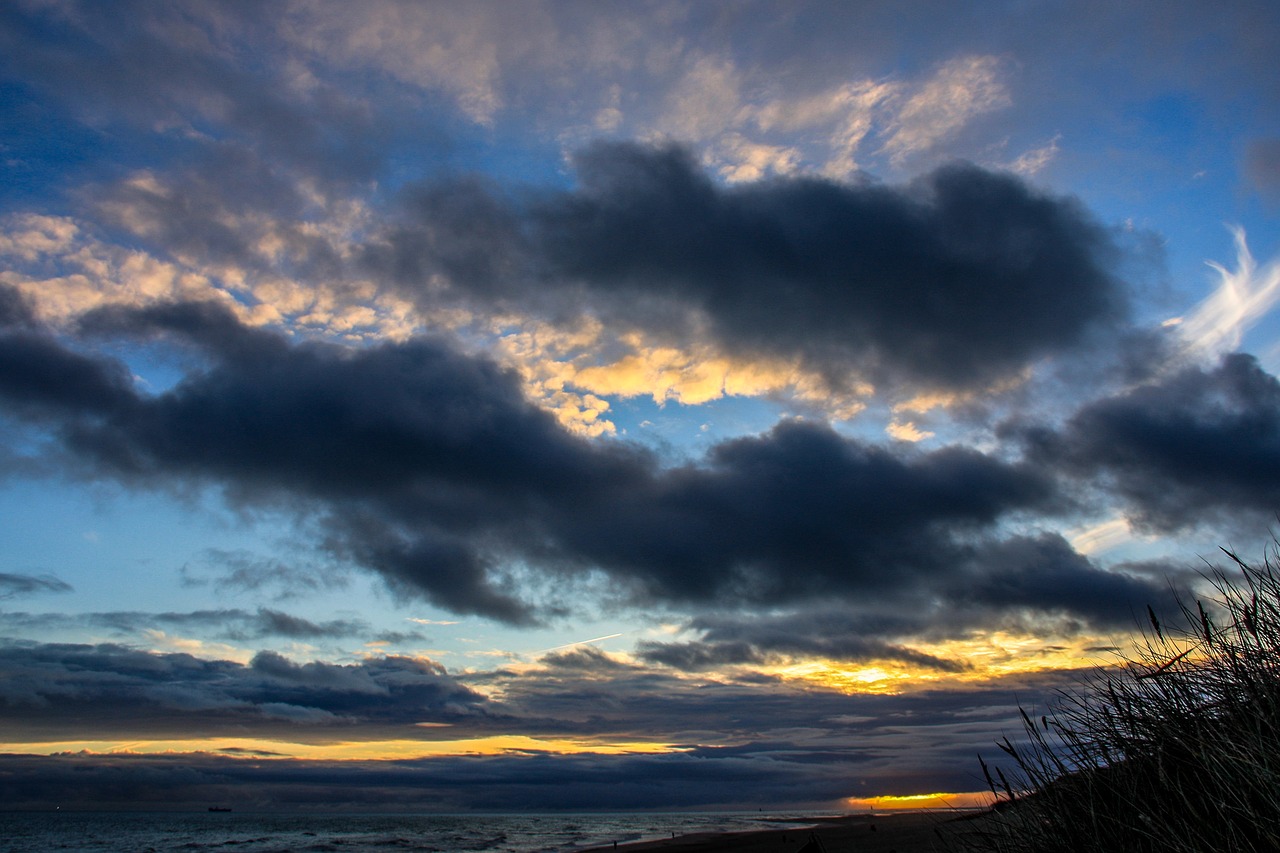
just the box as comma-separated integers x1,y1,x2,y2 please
584,811,990,853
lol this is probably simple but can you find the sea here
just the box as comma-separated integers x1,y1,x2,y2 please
0,810,833,852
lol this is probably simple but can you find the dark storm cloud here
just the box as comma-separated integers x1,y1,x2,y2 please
0,572,72,600
2,301,609,621
0,331,133,416
67,299,649,622
0,640,492,742
0,298,1187,630
637,539,1186,675
0,285,135,417
636,639,769,671
0,284,38,329
380,142,1129,392
559,421,1056,608
1019,353,1280,532
948,534,1188,622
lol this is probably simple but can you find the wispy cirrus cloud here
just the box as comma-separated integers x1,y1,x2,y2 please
1169,227,1280,361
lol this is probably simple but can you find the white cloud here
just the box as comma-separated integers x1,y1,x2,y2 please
282,0,513,125
655,72,897,180
658,54,744,140
651,54,1008,182
1068,518,1134,556
820,81,900,178
1171,226,1280,360
715,134,801,183
880,55,1010,164
0,213,228,322
751,79,895,134
1008,134,1061,176
0,209,423,342
0,213,79,261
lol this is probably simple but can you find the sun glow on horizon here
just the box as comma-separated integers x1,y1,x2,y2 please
1,735,686,761
845,791,991,811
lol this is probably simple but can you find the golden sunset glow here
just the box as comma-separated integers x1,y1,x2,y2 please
2,735,685,761
768,632,1127,695
497,322,875,433
845,791,991,811
773,661,923,694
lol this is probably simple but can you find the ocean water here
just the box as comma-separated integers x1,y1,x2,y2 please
0,810,828,852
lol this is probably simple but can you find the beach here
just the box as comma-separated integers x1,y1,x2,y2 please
585,811,985,853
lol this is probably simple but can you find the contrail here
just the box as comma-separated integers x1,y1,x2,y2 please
538,632,624,654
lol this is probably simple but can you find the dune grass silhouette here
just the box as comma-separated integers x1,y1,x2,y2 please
964,544,1280,852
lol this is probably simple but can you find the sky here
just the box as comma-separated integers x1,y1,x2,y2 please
2,0,1280,813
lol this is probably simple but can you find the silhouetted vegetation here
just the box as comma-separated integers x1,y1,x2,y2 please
963,545,1280,852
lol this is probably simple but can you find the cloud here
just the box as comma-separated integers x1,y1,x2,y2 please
714,134,802,183
659,55,744,141
0,293,137,417
2,298,644,622
1007,134,1062,176
1,633,1069,782
1,0,1278,816
92,151,346,282
646,47,1012,179
880,55,1011,165
0,296,1200,632
280,0,523,126
245,610,366,641
0,640,490,741
749,79,897,178
0,607,371,643
638,633,965,675
1019,353,1280,532
0,281,38,328
0,572,72,600
636,532,1186,676
181,548,349,601
886,419,934,442
0,1,388,187
1169,227,1280,360
0,746,960,811
383,142,1130,396
558,420,1057,608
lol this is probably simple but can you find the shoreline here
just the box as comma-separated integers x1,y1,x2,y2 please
583,810,989,853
